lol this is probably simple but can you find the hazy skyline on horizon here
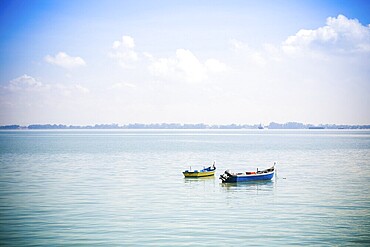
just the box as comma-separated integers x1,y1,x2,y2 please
1,0,370,126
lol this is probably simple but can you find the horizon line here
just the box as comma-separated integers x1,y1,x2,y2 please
1,122,370,130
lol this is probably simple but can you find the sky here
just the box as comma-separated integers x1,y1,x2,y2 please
0,0,369,125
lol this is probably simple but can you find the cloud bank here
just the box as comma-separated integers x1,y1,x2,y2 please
1,14,369,125
109,35,139,69
147,49,228,83
283,14,370,54
45,52,86,69
6,74,45,92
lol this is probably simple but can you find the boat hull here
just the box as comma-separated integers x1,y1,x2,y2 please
183,171,215,177
220,165,275,183
221,171,274,183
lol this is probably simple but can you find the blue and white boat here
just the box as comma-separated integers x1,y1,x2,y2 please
219,164,275,183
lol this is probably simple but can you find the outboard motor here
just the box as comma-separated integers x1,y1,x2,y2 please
225,170,232,176
220,171,230,182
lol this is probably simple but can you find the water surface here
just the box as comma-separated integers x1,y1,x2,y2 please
1,130,369,246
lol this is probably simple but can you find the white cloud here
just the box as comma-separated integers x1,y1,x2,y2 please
230,39,248,51
3,14,369,126
45,52,86,69
122,36,135,49
110,35,138,69
110,35,228,82
176,49,207,82
148,49,228,83
3,75,90,97
149,57,177,77
112,36,135,49
230,15,370,64
222,15,370,124
230,39,267,66
282,14,370,53
205,59,229,73
262,43,282,62
0,75,93,125
5,74,45,91
53,83,90,97
74,84,90,94
108,82,136,90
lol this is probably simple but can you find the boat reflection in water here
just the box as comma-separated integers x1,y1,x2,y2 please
220,179,274,188
183,175,215,183
220,179,275,194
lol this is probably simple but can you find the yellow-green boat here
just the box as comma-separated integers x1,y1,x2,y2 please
183,163,216,178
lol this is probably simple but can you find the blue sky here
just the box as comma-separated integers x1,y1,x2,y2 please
0,0,369,125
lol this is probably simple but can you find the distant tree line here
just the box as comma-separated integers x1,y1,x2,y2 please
1,122,370,130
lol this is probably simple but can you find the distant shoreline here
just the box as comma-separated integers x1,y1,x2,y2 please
1,122,369,130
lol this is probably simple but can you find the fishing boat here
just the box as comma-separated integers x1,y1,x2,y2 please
219,164,275,183
183,163,216,178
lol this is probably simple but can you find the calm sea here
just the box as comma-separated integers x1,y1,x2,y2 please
0,129,369,246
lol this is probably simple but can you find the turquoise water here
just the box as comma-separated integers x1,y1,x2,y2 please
0,130,369,246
